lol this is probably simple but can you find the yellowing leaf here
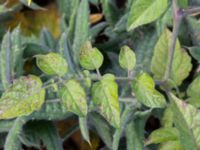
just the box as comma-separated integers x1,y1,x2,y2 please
127,0,168,31
92,74,120,128
170,93,200,150
80,41,103,70
89,13,103,24
59,80,88,117
151,29,192,86
36,53,68,76
119,46,136,71
132,72,166,108
0,75,45,119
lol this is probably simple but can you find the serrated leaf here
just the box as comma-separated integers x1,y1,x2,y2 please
80,41,103,70
170,93,200,150
127,0,168,31
36,52,68,76
132,72,166,108
119,45,136,71
0,75,45,119
91,74,120,128
145,127,179,145
151,29,192,86
59,79,88,117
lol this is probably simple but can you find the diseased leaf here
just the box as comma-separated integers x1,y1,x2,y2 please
59,79,88,117
132,72,166,108
119,46,136,71
91,74,120,128
0,75,45,119
151,29,192,86
127,0,168,31
36,53,68,76
80,41,103,70
145,127,179,145
170,93,200,150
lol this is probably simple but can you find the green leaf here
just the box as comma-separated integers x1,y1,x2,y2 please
101,0,120,27
23,121,63,150
31,101,72,120
170,93,200,150
127,0,168,31
72,0,89,65
151,29,192,86
126,110,151,150
158,141,184,150
112,106,134,150
178,0,188,8
187,75,200,107
145,127,179,145
79,117,90,144
80,41,104,70
0,31,12,90
132,72,166,108
11,26,23,77
91,74,120,128
59,79,88,117
0,75,45,119
36,52,68,76
187,75,200,98
161,107,174,127
89,112,112,149
187,47,200,63
4,117,27,150
40,28,56,50
119,46,136,71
